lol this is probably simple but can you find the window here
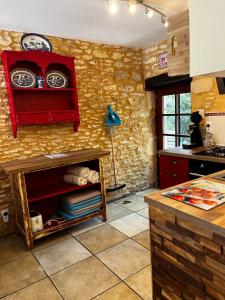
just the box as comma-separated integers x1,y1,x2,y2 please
162,92,191,148
155,83,191,150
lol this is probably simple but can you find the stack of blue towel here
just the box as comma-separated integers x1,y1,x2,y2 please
57,190,102,221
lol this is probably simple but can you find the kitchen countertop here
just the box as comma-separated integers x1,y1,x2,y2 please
158,146,225,164
144,170,225,236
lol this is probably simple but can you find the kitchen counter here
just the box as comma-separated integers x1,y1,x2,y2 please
158,146,225,164
145,171,225,299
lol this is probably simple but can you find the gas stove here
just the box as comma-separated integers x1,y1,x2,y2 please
195,146,225,157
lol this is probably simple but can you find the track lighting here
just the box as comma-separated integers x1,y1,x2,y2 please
108,0,119,14
161,15,169,28
106,0,167,27
145,7,154,19
128,0,137,14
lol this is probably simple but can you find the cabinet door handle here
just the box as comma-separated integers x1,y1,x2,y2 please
169,172,178,178
169,160,179,165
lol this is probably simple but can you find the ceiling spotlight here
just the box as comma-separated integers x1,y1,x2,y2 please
145,8,154,19
161,15,169,27
108,0,119,14
128,0,137,14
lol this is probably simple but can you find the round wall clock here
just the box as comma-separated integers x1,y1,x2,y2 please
10,68,36,88
21,33,52,52
46,71,68,88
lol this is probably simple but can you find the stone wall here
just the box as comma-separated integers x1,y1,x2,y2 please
142,39,225,115
141,40,169,163
192,77,225,113
0,29,156,236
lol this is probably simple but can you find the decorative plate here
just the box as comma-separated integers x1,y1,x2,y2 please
21,33,52,52
10,68,36,88
46,71,68,88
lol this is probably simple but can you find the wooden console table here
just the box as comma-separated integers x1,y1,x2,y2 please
0,149,109,249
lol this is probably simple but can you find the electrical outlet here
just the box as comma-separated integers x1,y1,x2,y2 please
1,209,9,223
206,122,212,133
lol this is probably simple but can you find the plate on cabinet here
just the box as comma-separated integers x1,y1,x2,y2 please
21,33,52,52
10,68,36,88
46,70,68,88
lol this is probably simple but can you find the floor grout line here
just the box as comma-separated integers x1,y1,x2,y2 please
0,278,48,300
0,202,152,300
32,235,72,253
123,281,145,300
48,275,66,300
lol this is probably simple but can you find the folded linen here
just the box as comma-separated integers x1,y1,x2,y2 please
63,174,87,186
87,170,100,184
67,166,100,184
62,190,101,205
62,202,102,216
67,166,90,178
57,207,101,221
61,196,102,211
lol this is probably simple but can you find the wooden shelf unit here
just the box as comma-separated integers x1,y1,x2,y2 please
0,149,109,250
1,50,80,137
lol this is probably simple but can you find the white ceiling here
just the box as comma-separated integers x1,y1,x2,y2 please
0,0,188,48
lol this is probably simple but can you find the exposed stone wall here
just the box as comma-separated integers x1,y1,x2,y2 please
0,29,156,236
192,77,225,113
143,39,225,114
141,40,169,163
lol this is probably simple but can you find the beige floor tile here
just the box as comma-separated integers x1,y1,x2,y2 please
116,195,148,212
132,230,150,250
93,282,141,300
136,188,159,197
109,213,149,237
69,218,104,236
125,266,153,300
34,238,91,275
33,230,71,252
76,224,128,254
0,234,29,265
51,256,120,300
136,208,149,218
3,278,62,300
106,202,132,222
0,254,45,298
97,239,150,280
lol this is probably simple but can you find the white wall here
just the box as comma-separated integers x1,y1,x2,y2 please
189,0,225,77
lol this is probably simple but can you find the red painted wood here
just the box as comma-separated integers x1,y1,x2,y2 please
17,112,50,125
1,50,80,137
51,111,76,122
159,155,189,189
28,182,100,203
25,161,100,203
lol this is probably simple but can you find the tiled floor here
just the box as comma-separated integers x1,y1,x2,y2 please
0,189,155,300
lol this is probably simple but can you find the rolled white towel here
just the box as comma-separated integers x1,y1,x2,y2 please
63,174,87,186
87,170,100,184
67,166,90,177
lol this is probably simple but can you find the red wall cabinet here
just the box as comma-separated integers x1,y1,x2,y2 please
159,155,189,189
1,50,80,138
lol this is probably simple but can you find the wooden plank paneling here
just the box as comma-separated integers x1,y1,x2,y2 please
149,205,225,299
167,10,189,76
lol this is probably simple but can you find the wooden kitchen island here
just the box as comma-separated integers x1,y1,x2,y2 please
145,171,225,300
